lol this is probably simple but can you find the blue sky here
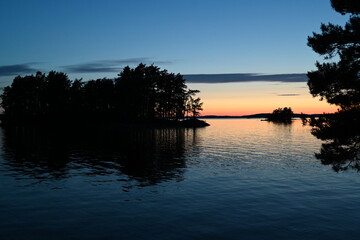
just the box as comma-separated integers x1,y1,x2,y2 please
1,0,347,76
0,0,348,114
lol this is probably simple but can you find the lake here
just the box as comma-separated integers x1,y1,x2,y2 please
0,119,359,240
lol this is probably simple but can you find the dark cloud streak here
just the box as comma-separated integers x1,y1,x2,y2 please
277,94,301,96
1,62,307,85
184,73,307,83
0,64,39,76
62,58,173,73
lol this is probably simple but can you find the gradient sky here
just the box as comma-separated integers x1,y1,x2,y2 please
0,0,347,115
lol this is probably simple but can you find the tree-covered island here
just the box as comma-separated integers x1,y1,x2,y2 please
266,107,294,123
0,64,209,127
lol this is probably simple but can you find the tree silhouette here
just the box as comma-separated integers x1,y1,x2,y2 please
44,71,71,114
307,0,359,108
307,0,360,171
330,0,360,15
114,64,199,121
1,72,45,116
185,90,204,119
69,78,84,115
83,78,115,114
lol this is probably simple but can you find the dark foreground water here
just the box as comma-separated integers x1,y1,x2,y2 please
0,119,360,240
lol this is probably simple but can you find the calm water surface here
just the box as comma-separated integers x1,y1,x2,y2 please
0,119,359,239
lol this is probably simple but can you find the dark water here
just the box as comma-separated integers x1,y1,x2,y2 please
0,119,360,240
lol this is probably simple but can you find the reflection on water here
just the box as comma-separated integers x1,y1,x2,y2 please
1,119,360,240
1,126,200,186
308,108,360,171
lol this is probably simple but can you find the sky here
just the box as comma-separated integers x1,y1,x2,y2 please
0,0,348,115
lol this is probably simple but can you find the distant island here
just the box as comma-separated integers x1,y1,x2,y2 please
0,64,209,128
265,107,293,123
201,113,323,119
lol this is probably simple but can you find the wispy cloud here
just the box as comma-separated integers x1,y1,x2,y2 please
183,73,307,83
62,58,173,73
0,63,39,76
277,94,301,96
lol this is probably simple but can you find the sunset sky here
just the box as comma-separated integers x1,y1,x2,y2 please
0,0,347,115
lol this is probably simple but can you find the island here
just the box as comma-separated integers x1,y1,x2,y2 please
266,107,294,123
0,64,209,128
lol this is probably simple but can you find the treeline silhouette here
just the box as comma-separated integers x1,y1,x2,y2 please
0,64,206,126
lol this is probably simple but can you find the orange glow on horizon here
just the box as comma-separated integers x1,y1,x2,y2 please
188,82,338,116
201,105,338,116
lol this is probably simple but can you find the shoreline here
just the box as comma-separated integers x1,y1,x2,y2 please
0,115,210,128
